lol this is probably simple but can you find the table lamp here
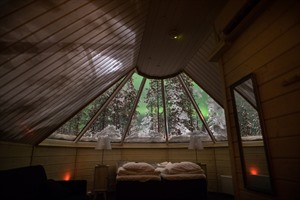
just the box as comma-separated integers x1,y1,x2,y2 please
95,136,112,165
188,135,203,163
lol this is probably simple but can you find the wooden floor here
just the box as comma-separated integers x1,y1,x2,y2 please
94,191,234,200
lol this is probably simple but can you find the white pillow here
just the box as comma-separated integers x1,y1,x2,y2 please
122,162,155,172
180,161,202,170
164,161,202,174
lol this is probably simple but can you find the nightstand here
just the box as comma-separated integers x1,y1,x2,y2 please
93,165,109,200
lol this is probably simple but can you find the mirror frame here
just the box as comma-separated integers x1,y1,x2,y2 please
230,73,275,194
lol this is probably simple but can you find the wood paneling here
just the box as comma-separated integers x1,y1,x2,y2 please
31,146,77,180
265,112,300,138
263,90,300,119
0,142,32,170
0,141,233,193
0,0,232,145
0,0,149,144
222,0,300,199
185,30,224,105
223,0,297,65
259,67,300,103
272,158,300,182
275,180,300,200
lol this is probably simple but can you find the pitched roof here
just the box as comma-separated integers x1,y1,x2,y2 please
0,0,228,144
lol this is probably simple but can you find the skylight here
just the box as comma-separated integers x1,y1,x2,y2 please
48,71,227,143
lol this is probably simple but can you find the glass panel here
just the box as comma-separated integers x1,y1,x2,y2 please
48,78,124,141
48,72,227,143
181,73,227,141
125,79,166,142
165,76,207,142
80,73,141,142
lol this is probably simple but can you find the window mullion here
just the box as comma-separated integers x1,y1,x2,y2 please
121,77,146,144
74,70,135,143
161,79,169,143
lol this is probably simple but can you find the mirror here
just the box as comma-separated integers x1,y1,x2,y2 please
230,73,274,194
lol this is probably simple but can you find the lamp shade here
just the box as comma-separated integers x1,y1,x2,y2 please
95,136,112,150
188,135,203,150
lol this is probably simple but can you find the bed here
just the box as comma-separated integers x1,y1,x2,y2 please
116,161,207,200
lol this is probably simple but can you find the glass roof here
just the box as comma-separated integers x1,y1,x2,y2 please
48,71,227,143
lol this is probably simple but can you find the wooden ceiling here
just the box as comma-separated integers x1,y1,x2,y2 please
0,0,228,144
136,0,226,78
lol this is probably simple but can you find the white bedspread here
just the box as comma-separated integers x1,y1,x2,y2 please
116,174,161,182
117,167,160,176
160,173,206,180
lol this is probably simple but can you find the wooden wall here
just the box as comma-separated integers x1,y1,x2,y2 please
221,0,300,199
0,142,33,169
0,141,232,193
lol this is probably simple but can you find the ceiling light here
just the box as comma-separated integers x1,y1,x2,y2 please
169,29,182,40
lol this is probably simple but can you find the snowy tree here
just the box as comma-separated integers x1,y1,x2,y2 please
180,74,197,132
235,92,261,137
52,72,228,143
56,83,116,137
144,79,164,133
165,77,193,136
206,97,227,139
107,77,137,134
85,82,120,137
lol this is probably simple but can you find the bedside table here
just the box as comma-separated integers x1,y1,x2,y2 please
93,165,109,200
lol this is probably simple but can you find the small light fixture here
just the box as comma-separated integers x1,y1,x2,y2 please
169,29,182,40
95,136,112,165
188,135,204,163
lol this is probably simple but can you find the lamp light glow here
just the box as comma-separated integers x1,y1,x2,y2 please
63,172,71,181
249,167,258,175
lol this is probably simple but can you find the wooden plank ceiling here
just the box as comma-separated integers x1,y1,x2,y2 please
0,0,227,145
